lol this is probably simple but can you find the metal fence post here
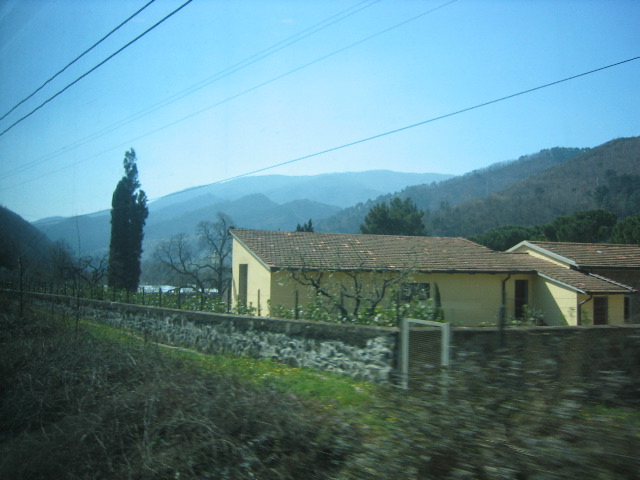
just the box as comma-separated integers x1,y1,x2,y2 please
400,317,409,389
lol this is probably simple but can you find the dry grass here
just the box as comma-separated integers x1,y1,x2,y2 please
2,295,639,479
0,307,356,479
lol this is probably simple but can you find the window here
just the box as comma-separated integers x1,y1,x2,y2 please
514,280,529,319
238,264,248,304
401,283,430,302
593,296,608,325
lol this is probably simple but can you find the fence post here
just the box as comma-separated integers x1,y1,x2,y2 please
158,287,162,308
441,322,451,367
295,290,299,320
257,289,261,316
400,317,409,389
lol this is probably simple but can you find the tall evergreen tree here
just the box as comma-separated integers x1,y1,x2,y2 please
108,149,148,291
296,219,314,232
360,198,426,236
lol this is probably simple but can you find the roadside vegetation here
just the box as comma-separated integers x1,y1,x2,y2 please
1,294,639,479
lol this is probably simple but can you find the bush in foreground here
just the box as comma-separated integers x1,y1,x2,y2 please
0,310,355,479
2,300,639,479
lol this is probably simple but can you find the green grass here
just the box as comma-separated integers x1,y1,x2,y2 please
80,317,377,411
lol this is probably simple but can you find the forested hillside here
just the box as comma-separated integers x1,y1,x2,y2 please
0,206,53,271
318,146,587,233
319,137,640,237
425,137,640,236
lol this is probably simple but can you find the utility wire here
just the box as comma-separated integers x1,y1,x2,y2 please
0,0,194,138
0,0,157,122
4,0,459,182
2,0,381,179
170,55,640,195
26,54,640,226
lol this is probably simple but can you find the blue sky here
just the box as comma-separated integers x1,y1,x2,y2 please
0,0,638,222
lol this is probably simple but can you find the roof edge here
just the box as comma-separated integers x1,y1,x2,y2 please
587,272,637,293
537,272,586,294
508,240,578,267
230,230,272,272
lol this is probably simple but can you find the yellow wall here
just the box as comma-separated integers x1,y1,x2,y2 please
532,279,577,325
231,238,272,314
267,270,546,326
509,245,571,268
578,294,626,326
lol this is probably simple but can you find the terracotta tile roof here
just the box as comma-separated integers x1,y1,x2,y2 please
522,241,640,268
232,229,526,273
507,253,634,294
231,229,634,294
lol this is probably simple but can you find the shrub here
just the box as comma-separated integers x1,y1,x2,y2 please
0,311,356,479
338,355,640,480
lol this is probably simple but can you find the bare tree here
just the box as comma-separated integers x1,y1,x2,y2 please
154,233,212,302
288,249,414,321
197,212,234,297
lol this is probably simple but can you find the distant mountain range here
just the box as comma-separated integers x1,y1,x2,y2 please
4,136,637,269
33,170,451,259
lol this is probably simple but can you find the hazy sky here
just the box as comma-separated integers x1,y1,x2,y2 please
0,0,638,222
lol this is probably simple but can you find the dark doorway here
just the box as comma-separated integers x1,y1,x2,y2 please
238,264,248,304
514,279,529,319
593,296,608,325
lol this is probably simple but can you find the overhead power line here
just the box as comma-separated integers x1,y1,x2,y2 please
173,55,640,195
0,0,194,138
6,0,459,182
26,54,640,226
2,0,382,180
0,0,157,123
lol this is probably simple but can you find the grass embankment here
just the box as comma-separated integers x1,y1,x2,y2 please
2,298,640,479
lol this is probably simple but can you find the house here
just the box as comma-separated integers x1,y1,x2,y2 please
508,241,640,324
230,229,635,326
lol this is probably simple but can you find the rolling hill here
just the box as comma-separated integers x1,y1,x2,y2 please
422,136,640,236
35,171,449,259
318,137,640,236
0,205,54,273
29,136,640,261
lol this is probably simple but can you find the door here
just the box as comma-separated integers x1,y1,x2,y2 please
593,296,608,325
514,280,528,319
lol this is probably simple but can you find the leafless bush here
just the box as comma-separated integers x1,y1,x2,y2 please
339,355,640,480
0,310,355,479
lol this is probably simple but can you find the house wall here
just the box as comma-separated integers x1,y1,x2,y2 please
266,270,549,327
509,247,639,324
531,279,577,326
231,238,272,314
578,294,626,326
586,268,640,324
432,273,507,325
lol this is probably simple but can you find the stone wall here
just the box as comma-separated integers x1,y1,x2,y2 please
452,325,640,377
40,294,397,383
27,293,640,387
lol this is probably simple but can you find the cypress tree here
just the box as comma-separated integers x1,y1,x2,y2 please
108,149,148,291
